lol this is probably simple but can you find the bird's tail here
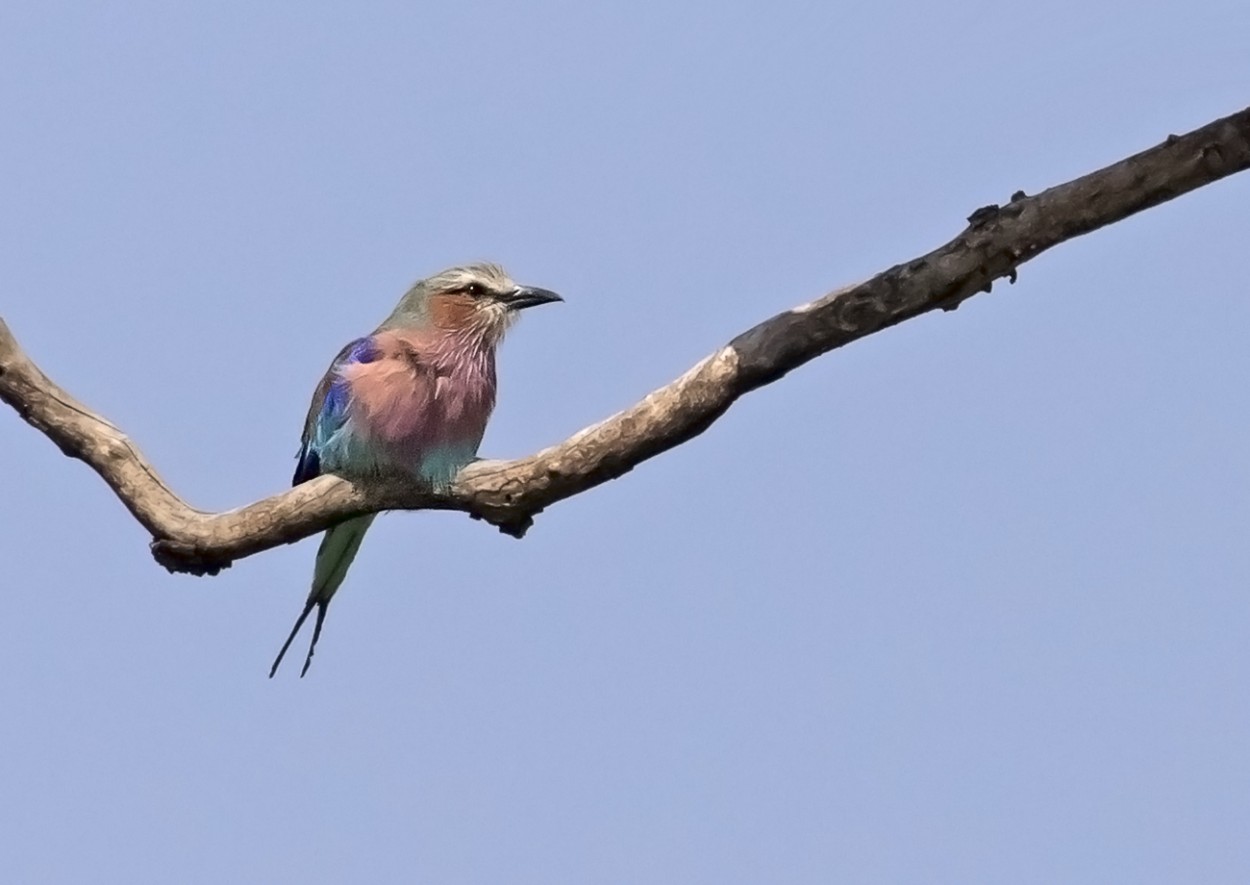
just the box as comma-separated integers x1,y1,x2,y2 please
269,514,377,678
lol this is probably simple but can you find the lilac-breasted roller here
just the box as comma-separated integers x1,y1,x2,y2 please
269,263,562,677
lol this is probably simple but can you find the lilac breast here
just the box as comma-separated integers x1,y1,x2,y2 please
340,330,497,486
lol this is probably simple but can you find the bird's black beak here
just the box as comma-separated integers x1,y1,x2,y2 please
501,285,563,311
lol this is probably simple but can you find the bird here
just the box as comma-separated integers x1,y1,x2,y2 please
269,262,562,677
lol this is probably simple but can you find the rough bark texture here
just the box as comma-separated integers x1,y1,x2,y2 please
3,106,1248,576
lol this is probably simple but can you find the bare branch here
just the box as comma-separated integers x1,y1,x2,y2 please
3,106,1248,575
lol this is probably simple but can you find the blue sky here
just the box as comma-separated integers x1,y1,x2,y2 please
2,2,1248,882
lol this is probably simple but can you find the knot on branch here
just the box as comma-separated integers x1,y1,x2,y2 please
151,538,233,577
966,204,1001,227
465,502,536,539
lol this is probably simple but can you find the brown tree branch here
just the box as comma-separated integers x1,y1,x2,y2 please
3,106,1248,576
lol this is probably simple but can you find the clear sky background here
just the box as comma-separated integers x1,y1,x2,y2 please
2,3,1248,883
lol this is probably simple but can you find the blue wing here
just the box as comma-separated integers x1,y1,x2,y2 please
293,337,379,486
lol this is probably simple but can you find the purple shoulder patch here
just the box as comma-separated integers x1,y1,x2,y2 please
344,337,380,364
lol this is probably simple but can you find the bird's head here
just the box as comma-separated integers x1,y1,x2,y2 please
383,262,562,343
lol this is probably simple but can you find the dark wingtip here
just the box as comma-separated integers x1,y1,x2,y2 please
292,448,321,486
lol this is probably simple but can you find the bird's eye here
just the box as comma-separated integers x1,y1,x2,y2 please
465,282,486,297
